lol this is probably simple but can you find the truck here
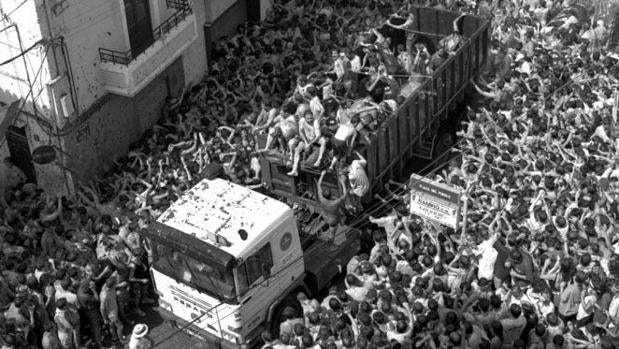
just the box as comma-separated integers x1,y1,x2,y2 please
260,7,490,211
145,178,360,348
145,6,490,349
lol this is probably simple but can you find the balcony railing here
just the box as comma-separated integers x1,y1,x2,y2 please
99,1,192,65
166,0,187,10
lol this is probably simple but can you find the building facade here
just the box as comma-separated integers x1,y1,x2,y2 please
0,0,268,195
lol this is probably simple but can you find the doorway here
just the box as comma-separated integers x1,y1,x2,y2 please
124,0,154,58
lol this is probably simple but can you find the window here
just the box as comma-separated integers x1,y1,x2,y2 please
124,0,154,57
236,244,273,295
152,241,236,301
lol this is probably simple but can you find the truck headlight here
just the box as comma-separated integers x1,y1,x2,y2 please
159,299,173,313
227,325,242,333
221,330,240,344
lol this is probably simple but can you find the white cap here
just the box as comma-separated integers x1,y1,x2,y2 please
132,324,149,339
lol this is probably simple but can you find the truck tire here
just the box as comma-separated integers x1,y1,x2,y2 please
269,297,303,338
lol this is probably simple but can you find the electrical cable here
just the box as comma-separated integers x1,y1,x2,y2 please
0,38,45,67
2,0,28,19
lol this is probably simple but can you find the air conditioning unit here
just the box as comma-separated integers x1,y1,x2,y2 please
59,94,74,118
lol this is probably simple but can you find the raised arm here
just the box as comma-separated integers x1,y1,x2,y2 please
317,170,327,202
41,196,63,222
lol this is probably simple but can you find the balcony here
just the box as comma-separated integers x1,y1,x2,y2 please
98,3,197,97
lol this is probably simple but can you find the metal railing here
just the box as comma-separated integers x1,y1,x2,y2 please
99,1,192,65
153,4,192,41
166,0,188,10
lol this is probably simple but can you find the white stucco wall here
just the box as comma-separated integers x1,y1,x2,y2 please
41,0,127,113
0,0,210,193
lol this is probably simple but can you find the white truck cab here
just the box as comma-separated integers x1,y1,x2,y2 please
147,179,305,347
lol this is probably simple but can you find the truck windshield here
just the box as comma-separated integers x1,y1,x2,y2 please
151,241,236,302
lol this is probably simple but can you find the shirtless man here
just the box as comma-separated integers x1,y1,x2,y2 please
288,111,328,176
317,170,348,244
263,113,299,165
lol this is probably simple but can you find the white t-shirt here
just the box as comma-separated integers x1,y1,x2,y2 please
350,56,361,72
55,289,79,307
334,57,347,79
608,296,619,327
474,237,498,280
576,294,597,320
345,286,369,303
538,301,555,317
348,160,369,197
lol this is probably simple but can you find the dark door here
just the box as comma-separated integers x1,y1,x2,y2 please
6,125,36,183
246,0,261,24
125,0,154,57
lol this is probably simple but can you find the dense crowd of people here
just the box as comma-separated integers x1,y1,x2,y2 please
263,2,619,349
0,0,616,348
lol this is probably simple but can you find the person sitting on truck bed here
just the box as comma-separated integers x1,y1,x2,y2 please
288,110,329,176
317,170,348,243
347,98,382,144
292,74,314,103
263,112,300,165
428,47,450,72
439,14,466,55
386,11,415,32
411,42,432,78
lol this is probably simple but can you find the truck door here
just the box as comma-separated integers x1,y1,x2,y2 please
236,243,275,336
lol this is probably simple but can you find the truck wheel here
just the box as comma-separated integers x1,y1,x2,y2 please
270,297,303,338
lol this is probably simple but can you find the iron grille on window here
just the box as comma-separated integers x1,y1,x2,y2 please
99,0,192,65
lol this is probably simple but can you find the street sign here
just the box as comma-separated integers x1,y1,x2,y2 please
31,145,57,165
409,174,462,229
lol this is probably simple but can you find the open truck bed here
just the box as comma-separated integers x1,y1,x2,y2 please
260,7,490,211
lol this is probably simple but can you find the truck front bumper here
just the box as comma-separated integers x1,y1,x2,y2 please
155,307,242,349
